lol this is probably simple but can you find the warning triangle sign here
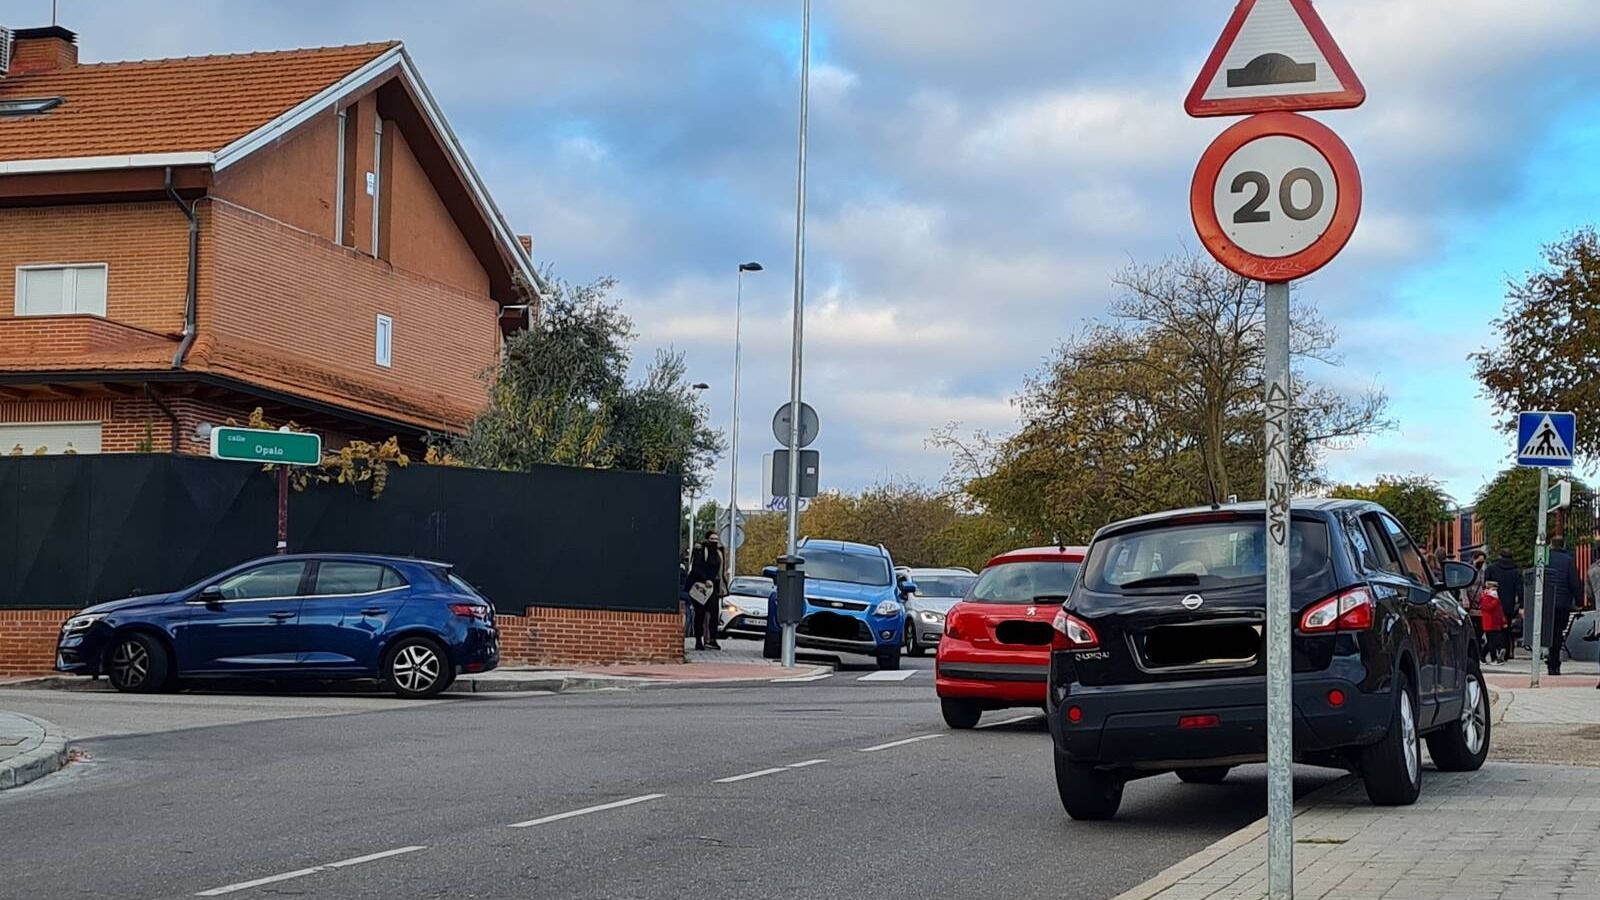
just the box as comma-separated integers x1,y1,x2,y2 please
1520,415,1572,461
1186,0,1365,118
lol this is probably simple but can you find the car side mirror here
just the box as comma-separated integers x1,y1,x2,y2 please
1441,560,1476,591
199,584,224,603
762,565,779,581
899,579,919,596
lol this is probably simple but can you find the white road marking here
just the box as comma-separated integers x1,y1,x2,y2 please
713,767,789,784
786,758,828,768
858,734,942,753
508,793,666,828
975,713,1043,729
195,846,426,896
857,670,917,682
771,671,833,683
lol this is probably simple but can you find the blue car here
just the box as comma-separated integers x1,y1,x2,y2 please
763,539,916,670
54,553,499,698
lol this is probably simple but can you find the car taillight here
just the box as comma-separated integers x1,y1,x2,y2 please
945,609,965,640
1299,586,1374,634
449,602,491,621
1051,608,1099,650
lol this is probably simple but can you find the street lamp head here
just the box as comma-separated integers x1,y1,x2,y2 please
738,262,764,272
692,382,711,391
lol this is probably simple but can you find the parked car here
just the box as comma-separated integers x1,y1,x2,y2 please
902,568,978,656
722,576,776,640
55,553,499,698
763,539,914,670
1048,500,1489,821
936,546,1085,728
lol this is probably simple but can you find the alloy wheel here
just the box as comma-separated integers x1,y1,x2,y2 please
1401,692,1419,784
1462,676,1487,756
392,644,441,693
110,640,149,689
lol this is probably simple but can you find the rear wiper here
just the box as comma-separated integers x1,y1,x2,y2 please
1118,573,1200,589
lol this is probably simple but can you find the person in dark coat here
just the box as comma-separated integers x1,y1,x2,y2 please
686,531,728,651
1485,550,1523,661
1541,536,1582,676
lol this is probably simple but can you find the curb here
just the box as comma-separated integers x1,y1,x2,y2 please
448,664,833,694
0,712,71,792
1111,776,1354,900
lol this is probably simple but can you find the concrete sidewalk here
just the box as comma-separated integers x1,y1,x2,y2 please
0,711,70,791
1116,688,1600,900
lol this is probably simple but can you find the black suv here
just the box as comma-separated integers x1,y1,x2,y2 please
1047,500,1488,820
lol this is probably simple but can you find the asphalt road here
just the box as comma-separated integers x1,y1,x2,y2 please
0,652,1340,900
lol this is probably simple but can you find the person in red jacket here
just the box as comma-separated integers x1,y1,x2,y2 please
1480,582,1507,664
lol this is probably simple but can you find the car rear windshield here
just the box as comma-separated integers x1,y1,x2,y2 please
446,572,484,599
969,561,1080,604
800,549,892,586
912,574,977,598
1081,518,1331,593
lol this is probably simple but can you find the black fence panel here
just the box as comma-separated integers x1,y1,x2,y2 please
0,455,678,614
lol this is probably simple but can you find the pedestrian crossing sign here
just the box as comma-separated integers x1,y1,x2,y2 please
1516,411,1576,468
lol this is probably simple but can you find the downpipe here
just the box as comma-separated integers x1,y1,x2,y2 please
165,167,200,369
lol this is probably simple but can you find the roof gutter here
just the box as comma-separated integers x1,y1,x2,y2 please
165,166,200,369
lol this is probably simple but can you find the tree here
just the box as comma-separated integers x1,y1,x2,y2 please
1471,228,1600,458
1328,475,1454,544
947,254,1390,544
1474,467,1593,567
446,272,723,490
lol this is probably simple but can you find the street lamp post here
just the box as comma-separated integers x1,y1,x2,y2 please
728,262,762,579
781,0,811,669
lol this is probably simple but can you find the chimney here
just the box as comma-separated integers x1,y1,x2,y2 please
8,25,77,75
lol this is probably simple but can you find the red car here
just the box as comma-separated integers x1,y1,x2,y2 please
936,545,1086,729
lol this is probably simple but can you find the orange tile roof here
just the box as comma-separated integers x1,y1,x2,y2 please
0,42,399,161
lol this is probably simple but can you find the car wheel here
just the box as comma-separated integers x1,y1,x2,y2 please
106,632,171,694
941,698,981,729
876,644,902,671
1055,749,1123,821
1426,659,1491,772
904,621,925,657
384,636,450,699
763,632,781,660
1360,669,1422,806
1176,766,1231,785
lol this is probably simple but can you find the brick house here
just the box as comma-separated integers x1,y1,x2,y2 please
0,24,539,454
0,25,686,676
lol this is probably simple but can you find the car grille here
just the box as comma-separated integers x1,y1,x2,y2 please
995,620,1054,646
799,611,872,641
808,597,868,612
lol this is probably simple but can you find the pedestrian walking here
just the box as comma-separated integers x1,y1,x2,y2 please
1463,550,1487,655
686,530,728,651
1480,571,1507,664
1587,553,1600,613
1540,535,1582,676
1485,550,1523,662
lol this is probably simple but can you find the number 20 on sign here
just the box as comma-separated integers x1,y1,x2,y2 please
1190,112,1361,283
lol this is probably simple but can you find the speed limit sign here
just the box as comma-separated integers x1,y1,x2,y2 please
1190,112,1361,283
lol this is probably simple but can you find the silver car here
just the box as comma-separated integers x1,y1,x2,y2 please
902,568,978,656
720,576,774,640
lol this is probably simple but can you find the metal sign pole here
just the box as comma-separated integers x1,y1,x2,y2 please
276,467,289,555
1263,279,1294,899
1531,466,1549,688
781,0,811,669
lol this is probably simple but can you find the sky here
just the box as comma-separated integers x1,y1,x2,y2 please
11,0,1600,512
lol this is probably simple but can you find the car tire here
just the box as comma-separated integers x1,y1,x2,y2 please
1176,766,1231,785
1360,669,1422,806
1055,750,1123,821
383,636,451,699
105,632,171,694
762,632,781,660
876,645,902,671
1426,659,1491,772
904,620,925,657
941,698,981,729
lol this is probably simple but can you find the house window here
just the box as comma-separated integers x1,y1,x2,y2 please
15,264,107,316
334,109,348,245
376,314,393,368
370,116,384,258
0,422,102,455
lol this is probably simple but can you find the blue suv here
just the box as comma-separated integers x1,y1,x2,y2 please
54,553,499,698
762,539,916,670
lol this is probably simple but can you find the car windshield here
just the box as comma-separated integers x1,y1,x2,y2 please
970,561,1080,603
1082,518,1331,592
729,577,771,596
800,548,892,586
912,575,977,598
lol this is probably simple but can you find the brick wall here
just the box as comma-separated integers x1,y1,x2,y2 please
0,608,681,678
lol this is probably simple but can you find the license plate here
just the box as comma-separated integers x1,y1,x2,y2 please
747,617,767,628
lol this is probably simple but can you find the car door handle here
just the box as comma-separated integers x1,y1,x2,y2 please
268,612,295,621
360,608,386,616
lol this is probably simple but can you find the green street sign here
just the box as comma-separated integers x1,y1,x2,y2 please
1548,480,1571,512
209,426,322,466
1535,545,1550,568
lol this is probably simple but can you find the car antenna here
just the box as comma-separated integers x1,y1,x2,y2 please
1053,531,1064,552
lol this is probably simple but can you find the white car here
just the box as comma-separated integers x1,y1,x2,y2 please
721,576,774,640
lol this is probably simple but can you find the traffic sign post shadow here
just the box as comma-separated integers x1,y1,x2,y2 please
209,425,323,555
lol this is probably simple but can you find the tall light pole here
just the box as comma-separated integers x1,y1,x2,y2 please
781,0,811,669
686,382,711,548
729,262,763,579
